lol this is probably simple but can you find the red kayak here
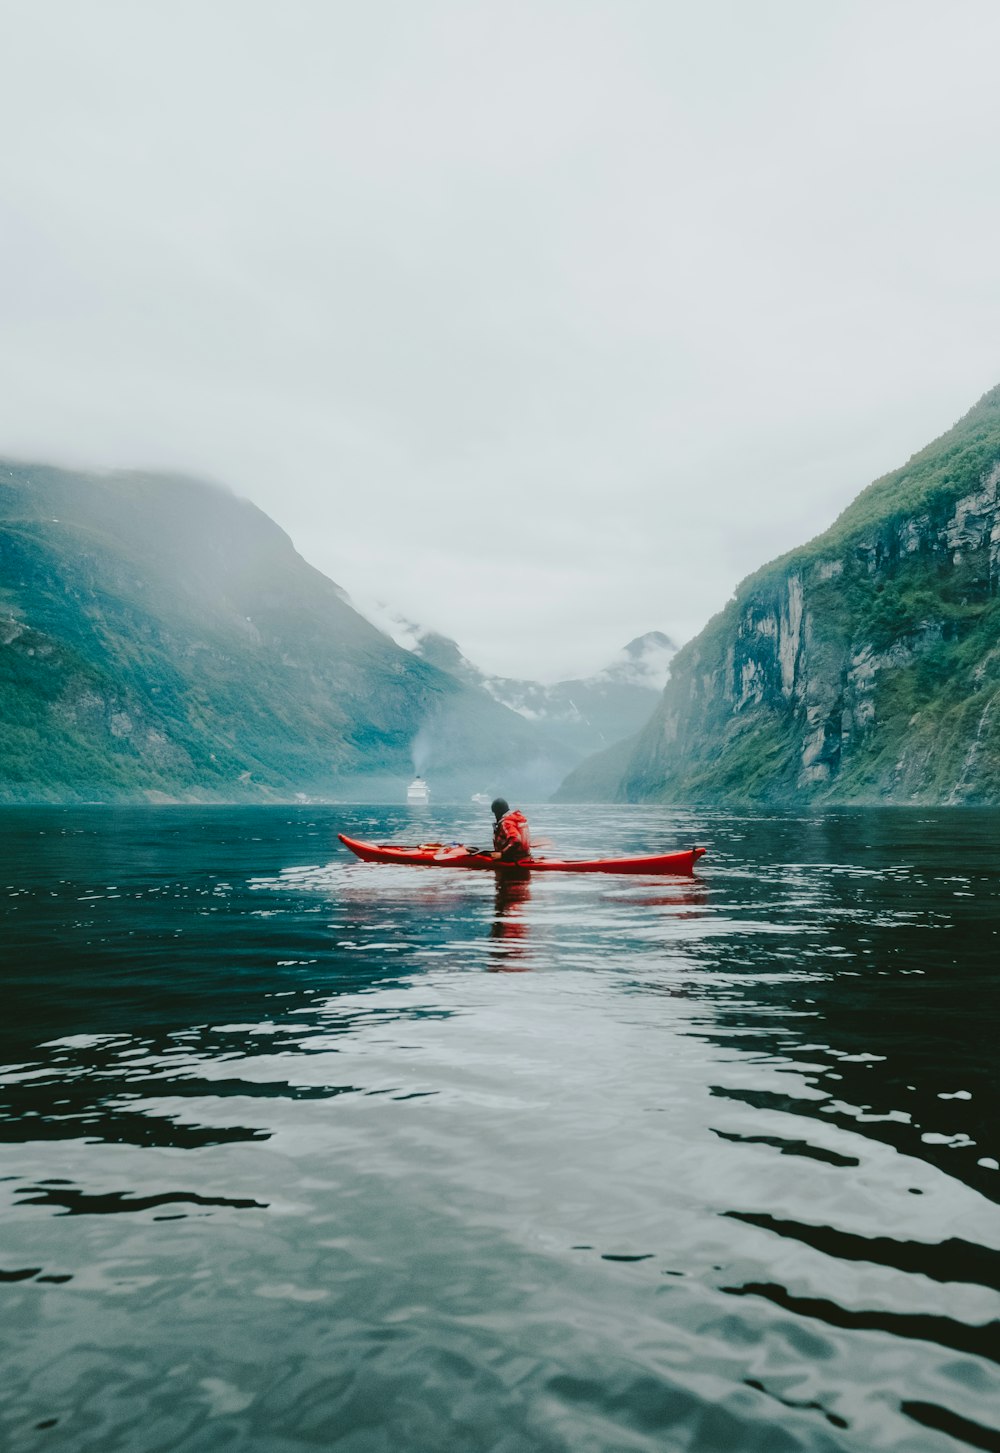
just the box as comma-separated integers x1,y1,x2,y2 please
338,834,705,876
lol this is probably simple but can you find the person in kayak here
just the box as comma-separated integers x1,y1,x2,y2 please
490,798,531,862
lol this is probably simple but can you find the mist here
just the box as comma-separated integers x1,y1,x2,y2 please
2,1,1000,678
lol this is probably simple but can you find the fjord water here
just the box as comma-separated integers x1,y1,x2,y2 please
1,806,998,1453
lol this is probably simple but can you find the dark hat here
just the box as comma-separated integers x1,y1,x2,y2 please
490,797,509,818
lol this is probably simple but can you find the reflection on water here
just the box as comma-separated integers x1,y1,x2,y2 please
490,873,533,971
0,803,998,1453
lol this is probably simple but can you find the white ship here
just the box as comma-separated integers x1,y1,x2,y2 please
406,776,430,805
470,793,490,806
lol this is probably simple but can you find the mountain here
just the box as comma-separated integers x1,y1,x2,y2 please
0,462,556,802
557,385,1000,805
401,625,677,761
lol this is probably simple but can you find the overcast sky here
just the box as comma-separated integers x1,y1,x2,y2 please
2,1,999,679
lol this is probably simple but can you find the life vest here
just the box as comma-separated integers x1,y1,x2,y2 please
494,809,531,859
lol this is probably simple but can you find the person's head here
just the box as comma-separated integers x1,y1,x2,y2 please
491,797,509,820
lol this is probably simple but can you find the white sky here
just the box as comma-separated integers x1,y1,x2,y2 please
1,0,999,679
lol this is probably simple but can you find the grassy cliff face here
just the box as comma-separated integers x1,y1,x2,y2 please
561,385,1000,805
0,463,547,802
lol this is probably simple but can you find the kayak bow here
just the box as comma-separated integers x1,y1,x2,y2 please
338,834,705,876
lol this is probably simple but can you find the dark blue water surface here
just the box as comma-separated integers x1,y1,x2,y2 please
1,804,998,1453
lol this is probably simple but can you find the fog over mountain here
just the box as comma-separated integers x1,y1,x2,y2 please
0,462,566,802
369,611,677,760
2,3,1000,678
1,462,668,803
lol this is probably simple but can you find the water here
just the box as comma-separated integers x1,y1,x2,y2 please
1,803,998,1453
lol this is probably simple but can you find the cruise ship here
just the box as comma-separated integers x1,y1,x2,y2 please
406,776,430,805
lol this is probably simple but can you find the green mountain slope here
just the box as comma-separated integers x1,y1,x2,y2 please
0,462,550,802
559,385,1000,805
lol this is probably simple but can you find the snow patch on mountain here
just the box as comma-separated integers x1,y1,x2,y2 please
351,606,678,759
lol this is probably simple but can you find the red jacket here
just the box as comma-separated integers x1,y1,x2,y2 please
494,809,531,860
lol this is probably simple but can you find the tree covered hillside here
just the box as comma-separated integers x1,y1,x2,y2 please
0,463,547,802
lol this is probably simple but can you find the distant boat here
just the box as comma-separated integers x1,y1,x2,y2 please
471,792,490,806
407,776,430,804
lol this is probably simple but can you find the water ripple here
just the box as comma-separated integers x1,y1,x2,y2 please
1,803,999,1452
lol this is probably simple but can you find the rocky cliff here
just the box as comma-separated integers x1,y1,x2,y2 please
561,385,1000,805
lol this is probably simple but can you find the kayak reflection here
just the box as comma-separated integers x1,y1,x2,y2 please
603,881,710,914
488,872,533,972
